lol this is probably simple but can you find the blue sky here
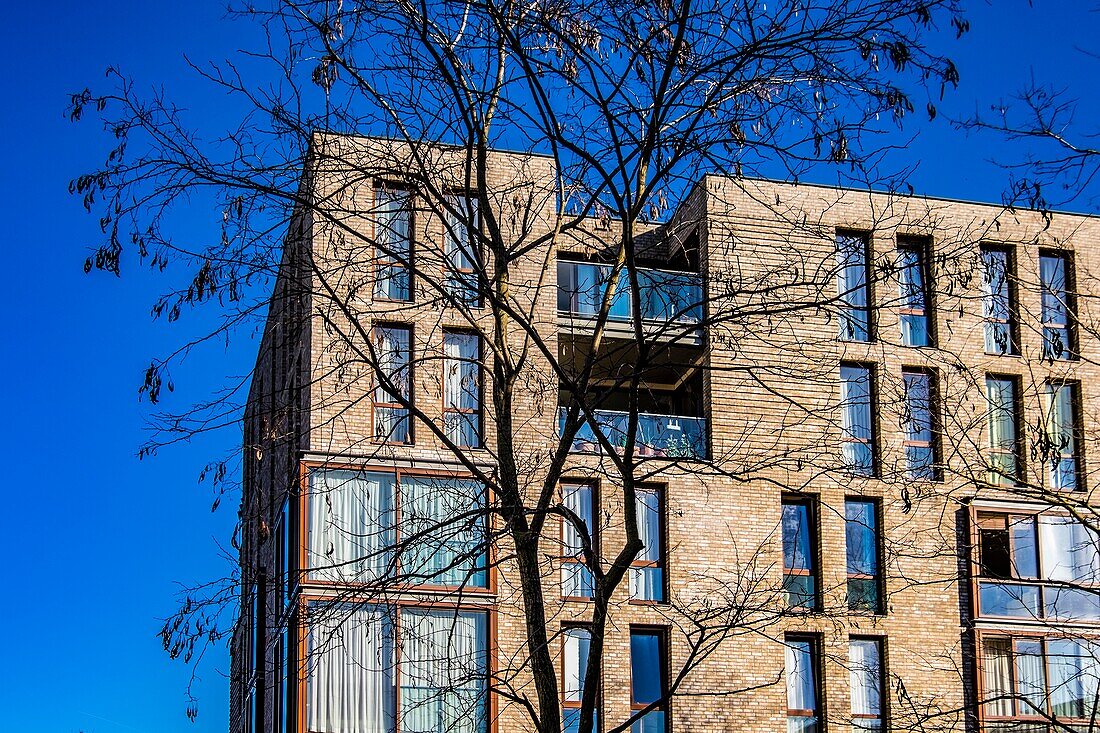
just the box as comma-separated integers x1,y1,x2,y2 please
1,1,1098,732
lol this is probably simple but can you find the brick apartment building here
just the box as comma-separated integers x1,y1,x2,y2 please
230,135,1100,733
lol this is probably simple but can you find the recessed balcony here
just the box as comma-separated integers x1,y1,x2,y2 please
558,407,708,460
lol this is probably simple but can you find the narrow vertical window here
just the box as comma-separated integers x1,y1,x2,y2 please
374,187,412,301
561,482,596,600
1040,251,1075,360
849,638,884,732
897,239,932,347
782,497,818,610
837,231,871,342
840,364,875,476
629,629,668,733
443,331,482,448
985,376,1020,485
400,609,488,733
372,325,412,443
1042,381,1081,491
445,195,481,308
785,636,821,733
901,369,938,480
562,627,596,733
981,246,1016,355
630,486,666,602
845,499,881,613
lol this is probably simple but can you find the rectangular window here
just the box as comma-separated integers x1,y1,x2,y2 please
401,475,489,587
897,239,932,347
561,482,596,600
307,470,396,583
845,499,881,613
562,627,596,733
849,638,884,732
630,486,666,602
840,364,875,476
981,246,1016,355
630,629,668,733
374,187,413,302
785,636,821,733
1040,251,1075,360
985,376,1020,485
837,231,871,342
443,331,482,448
901,369,938,481
372,325,413,443
1042,381,1081,491
782,497,818,610
401,609,489,733
445,195,481,308
981,634,1100,724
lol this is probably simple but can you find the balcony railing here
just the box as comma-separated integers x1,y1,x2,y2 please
559,407,708,460
977,579,1100,622
557,261,703,324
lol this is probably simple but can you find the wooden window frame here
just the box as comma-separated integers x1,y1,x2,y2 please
560,480,598,603
629,484,668,605
784,633,824,726
845,496,884,615
840,362,878,477
901,367,942,482
984,374,1024,486
1039,249,1078,361
442,329,484,449
1042,379,1085,492
836,229,874,343
896,235,936,347
782,494,821,612
370,323,415,445
980,244,1020,356
444,192,483,310
629,626,670,732
561,624,600,731
372,183,415,304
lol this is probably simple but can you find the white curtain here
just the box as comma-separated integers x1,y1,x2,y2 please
443,333,480,446
445,196,478,270
630,488,664,601
308,470,395,582
562,628,592,703
1014,639,1046,714
308,604,396,733
848,639,881,718
402,476,486,587
1040,515,1100,583
982,637,1013,717
375,189,410,256
1048,639,1088,718
400,609,488,733
561,483,594,598
785,639,817,712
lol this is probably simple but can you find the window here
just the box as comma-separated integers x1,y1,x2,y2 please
307,469,487,588
974,510,1100,621
782,497,818,610
840,364,875,476
372,325,413,444
897,239,932,347
1040,251,1075,360
306,604,489,733
1042,381,1081,491
630,486,666,602
985,376,1021,485
374,187,413,302
443,331,482,448
629,629,668,733
561,482,596,600
845,499,882,613
445,195,481,308
562,627,596,733
785,636,821,733
837,231,871,342
901,369,938,481
849,638,884,733
981,634,1100,725
981,246,1016,355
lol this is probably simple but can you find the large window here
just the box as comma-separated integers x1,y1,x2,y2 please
306,604,489,733
840,364,875,476
845,499,882,613
849,638,884,733
374,187,412,302
445,196,481,308
443,331,482,448
561,482,596,600
897,239,932,347
1040,251,1075,360
981,246,1017,355
975,510,1100,621
562,627,596,733
985,376,1021,485
630,486,666,603
1041,381,1082,491
372,325,413,444
902,369,939,481
629,629,668,733
782,497,818,610
785,636,821,733
981,634,1100,727
307,469,487,588
837,231,871,342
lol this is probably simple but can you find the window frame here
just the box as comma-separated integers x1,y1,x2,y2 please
560,480,599,602
444,193,483,309
896,235,935,347
984,374,1024,486
1041,380,1084,492
901,367,942,482
836,229,874,343
782,494,821,612
442,329,484,449
849,636,887,733
1039,249,1078,361
561,624,599,732
628,626,670,733
980,244,1019,356
370,323,415,445
629,484,668,605
840,362,878,477
845,497,884,615
372,183,415,303
784,633,824,731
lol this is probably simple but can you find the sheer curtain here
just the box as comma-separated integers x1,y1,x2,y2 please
308,470,395,582
563,627,592,702
1014,640,1047,715
561,483,595,598
848,639,881,731
402,476,487,587
982,637,1013,717
630,488,663,601
400,609,488,733
443,332,480,447
785,639,817,713
308,604,396,733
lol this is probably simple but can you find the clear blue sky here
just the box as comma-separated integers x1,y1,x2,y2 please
1,2,1098,731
